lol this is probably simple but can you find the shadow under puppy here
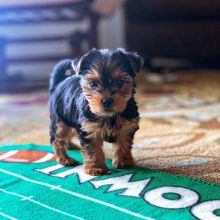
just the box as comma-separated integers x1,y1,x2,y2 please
49,48,142,176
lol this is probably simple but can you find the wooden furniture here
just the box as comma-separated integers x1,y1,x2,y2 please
0,0,98,92
125,0,220,68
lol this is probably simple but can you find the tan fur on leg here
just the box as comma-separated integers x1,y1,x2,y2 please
112,136,135,169
82,141,108,176
53,122,77,166
112,118,139,168
53,139,77,166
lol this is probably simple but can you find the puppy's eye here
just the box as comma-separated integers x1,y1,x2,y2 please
114,79,124,88
90,80,100,88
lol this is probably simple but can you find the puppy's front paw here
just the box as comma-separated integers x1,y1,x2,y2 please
57,157,77,166
85,167,108,176
112,158,135,169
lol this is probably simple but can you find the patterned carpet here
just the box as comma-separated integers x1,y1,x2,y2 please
1,70,220,184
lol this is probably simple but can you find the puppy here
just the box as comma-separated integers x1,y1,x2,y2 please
49,48,142,176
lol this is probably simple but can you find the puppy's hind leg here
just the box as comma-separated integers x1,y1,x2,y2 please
52,122,78,166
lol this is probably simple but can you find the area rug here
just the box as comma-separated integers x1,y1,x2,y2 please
0,70,220,184
0,144,220,220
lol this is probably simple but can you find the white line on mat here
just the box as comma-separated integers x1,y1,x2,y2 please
0,188,83,220
0,211,17,220
0,151,18,160
34,152,54,163
0,169,153,220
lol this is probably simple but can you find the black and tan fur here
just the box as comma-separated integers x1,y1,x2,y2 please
49,48,142,176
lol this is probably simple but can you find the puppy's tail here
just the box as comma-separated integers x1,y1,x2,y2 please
49,59,77,93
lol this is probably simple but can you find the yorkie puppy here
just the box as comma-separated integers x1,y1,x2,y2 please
49,48,142,176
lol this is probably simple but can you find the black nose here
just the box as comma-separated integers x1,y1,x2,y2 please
102,98,113,108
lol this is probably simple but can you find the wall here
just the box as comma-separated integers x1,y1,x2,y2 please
98,8,125,50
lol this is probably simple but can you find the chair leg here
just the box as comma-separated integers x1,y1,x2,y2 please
0,37,6,83
69,31,84,58
68,14,99,58
88,14,99,49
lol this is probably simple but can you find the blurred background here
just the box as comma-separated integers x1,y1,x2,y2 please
1,0,220,183
1,0,220,91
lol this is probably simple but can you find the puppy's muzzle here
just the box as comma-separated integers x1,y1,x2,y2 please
102,98,113,110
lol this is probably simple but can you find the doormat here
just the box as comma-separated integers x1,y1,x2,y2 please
0,144,220,220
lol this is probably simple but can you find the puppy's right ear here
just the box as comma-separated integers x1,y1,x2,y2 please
117,48,144,74
71,48,99,76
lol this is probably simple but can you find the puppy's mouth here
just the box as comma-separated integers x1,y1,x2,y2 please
93,107,116,117
104,107,113,112
102,109,115,116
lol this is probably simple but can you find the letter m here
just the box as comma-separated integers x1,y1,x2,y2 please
90,173,151,198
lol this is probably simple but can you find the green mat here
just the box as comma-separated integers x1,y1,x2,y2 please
0,144,220,220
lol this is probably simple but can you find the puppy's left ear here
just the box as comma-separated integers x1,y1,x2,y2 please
117,48,144,74
71,48,99,75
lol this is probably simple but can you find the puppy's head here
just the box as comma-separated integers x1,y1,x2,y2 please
72,48,142,117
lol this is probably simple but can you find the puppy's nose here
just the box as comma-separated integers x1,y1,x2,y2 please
102,98,113,108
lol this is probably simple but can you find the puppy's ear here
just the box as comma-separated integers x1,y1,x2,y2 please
71,48,99,75
117,48,143,74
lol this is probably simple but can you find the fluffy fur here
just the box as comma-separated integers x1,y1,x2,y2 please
49,48,142,176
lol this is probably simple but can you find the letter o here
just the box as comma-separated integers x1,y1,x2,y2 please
191,200,220,220
144,186,199,209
